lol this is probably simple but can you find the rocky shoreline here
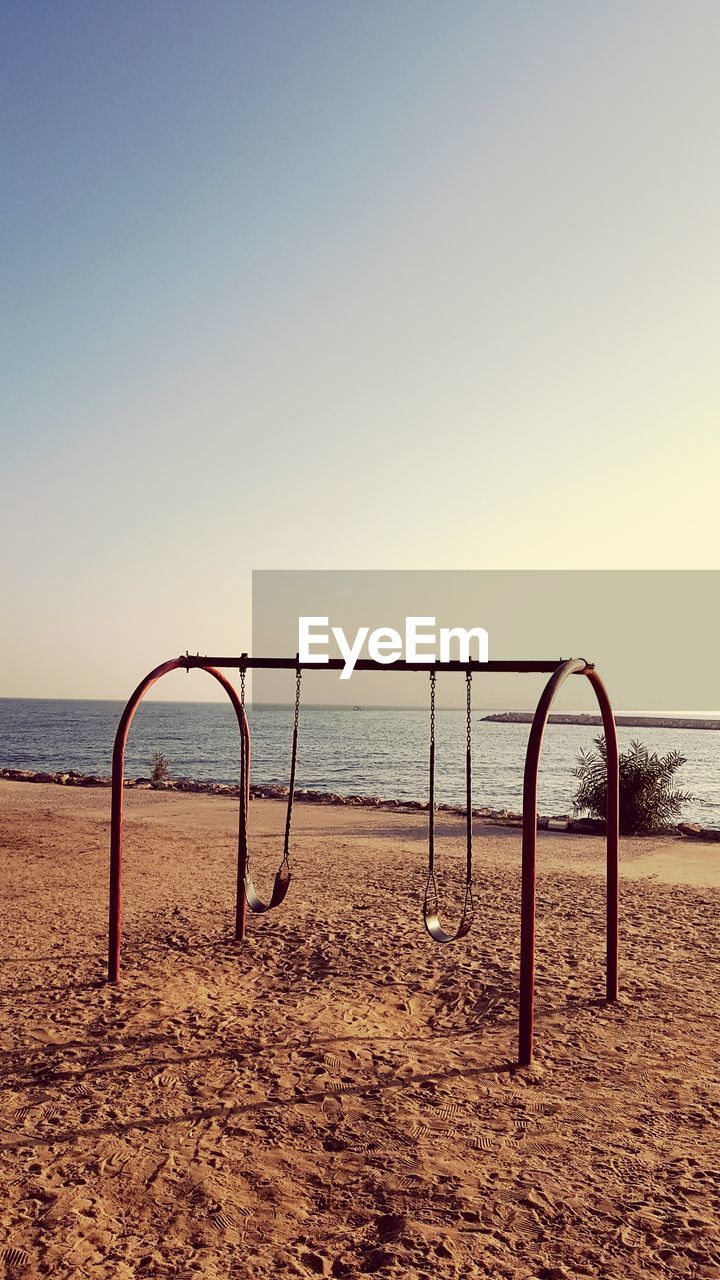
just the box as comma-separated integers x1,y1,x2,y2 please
484,711,720,730
2,765,719,840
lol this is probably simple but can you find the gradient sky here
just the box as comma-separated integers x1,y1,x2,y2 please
2,2,719,700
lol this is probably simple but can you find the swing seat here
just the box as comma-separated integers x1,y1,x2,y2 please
423,905,474,944
244,863,291,914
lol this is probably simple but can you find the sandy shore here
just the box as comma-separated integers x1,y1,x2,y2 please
1,779,719,1279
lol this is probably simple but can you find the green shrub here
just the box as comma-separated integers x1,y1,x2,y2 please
151,751,171,783
573,736,694,835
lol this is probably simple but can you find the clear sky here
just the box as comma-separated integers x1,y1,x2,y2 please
2,2,719,700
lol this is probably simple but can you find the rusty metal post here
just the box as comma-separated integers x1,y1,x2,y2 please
235,705,250,944
519,660,620,1066
108,658,249,982
519,660,587,1066
586,668,620,1002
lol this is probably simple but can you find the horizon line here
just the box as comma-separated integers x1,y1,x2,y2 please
1,695,719,718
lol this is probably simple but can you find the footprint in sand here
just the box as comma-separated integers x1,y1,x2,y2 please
513,1118,532,1132
0,1246,30,1269
395,1173,424,1191
522,1139,559,1160
469,1135,496,1152
434,1103,465,1121
152,1068,181,1094
325,1081,358,1098
208,1205,237,1231
350,1137,378,1153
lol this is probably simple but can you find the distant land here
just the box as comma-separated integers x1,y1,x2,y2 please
483,712,720,730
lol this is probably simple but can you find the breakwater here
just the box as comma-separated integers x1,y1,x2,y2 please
484,712,720,730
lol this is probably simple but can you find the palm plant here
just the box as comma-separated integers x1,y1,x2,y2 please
151,751,171,783
573,736,694,835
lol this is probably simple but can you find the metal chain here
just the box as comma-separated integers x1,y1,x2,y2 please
293,668,302,731
281,668,302,865
424,667,476,938
238,666,249,871
430,669,436,741
427,670,436,883
465,670,474,896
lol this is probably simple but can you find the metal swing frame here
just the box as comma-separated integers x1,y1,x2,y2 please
107,653,619,1067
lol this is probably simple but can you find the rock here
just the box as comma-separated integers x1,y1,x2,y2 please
678,823,720,842
571,817,605,833
251,784,288,799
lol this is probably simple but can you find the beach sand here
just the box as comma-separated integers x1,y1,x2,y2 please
1,779,719,1279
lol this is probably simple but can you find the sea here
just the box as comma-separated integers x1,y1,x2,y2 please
1,698,719,827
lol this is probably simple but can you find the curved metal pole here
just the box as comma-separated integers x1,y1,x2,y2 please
585,667,620,1004
108,657,249,982
519,660,620,1066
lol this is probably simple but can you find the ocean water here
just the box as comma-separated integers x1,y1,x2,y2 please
1,698,719,827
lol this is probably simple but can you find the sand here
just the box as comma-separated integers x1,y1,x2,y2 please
1,778,719,1279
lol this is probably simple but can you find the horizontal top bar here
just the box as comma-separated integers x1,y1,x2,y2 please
180,655,593,674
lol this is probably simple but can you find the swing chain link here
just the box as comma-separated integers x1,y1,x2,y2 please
293,667,302,732
238,665,250,872
466,670,474,896
430,669,436,741
424,870,439,915
280,668,302,869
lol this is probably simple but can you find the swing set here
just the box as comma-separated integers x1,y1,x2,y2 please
108,654,619,1067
